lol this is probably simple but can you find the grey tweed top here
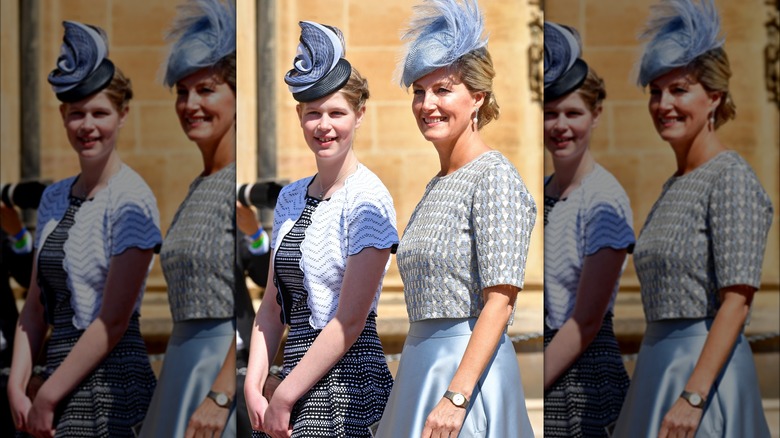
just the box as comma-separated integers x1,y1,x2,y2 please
161,163,235,322
634,151,773,322
397,151,536,324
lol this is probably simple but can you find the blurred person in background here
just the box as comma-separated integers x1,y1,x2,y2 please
139,0,237,437
542,21,634,437
7,20,161,437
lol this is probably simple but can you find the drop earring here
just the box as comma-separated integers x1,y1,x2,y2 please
708,112,715,131
472,108,479,130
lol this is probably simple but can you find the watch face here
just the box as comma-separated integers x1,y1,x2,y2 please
689,393,702,406
452,394,466,406
216,393,228,406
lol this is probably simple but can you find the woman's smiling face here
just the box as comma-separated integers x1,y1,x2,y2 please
543,91,600,162
297,91,364,161
411,68,481,146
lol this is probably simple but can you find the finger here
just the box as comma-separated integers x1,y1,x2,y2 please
185,423,196,438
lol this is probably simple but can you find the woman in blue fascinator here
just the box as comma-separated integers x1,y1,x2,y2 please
542,22,634,438
613,0,772,436
376,0,536,436
244,20,398,438
139,0,237,437
7,21,161,438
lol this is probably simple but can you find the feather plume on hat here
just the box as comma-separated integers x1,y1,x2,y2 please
162,0,236,87
636,0,724,86
396,0,488,87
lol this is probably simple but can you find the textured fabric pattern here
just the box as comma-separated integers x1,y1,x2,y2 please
255,196,393,437
34,165,161,329
161,163,235,322
544,165,635,329
396,151,536,323
34,198,155,437
544,313,629,437
634,152,773,322
271,164,398,329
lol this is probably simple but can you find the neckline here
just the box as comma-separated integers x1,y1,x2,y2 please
667,150,734,183
306,163,362,201
69,163,126,202
433,150,498,180
545,163,601,201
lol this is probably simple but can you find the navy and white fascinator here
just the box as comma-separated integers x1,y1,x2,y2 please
544,22,588,103
48,21,115,103
397,0,488,88
285,21,352,103
637,0,724,86
162,0,236,88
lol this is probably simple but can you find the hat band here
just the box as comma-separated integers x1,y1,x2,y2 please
544,58,588,103
292,58,352,103
56,58,115,103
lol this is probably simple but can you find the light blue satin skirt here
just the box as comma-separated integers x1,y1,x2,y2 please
376,319,534,437
139,319,236,438
613,319,770,437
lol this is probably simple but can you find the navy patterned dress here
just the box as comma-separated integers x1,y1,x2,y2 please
253,196,393,438
27,196,156,437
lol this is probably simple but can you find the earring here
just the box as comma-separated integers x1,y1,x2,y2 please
472,108,479,130
708,113,715,131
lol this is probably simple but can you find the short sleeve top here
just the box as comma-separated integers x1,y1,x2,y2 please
161,163,235,322
397,151,537,324
544,164,635,329
634,151,773,322
271,164,399,329
35,165,162,329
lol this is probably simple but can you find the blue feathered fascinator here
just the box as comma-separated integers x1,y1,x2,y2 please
48,21,115,103
284,21,352,103
397,0,488,87
637,0,724,86
162,0,236,87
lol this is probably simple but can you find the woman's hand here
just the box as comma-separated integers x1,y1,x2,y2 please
262,395,293,438
7,386,33,433
184,396,230,438
25,389,57,438
236,203,260,236
658,397,703,438
245,384,270,432
421,398,467,438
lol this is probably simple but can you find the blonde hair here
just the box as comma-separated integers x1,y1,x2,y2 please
577,66,607,113
101,67,133,112
338,67,370,113
688,47,736,129
454,47,499,129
